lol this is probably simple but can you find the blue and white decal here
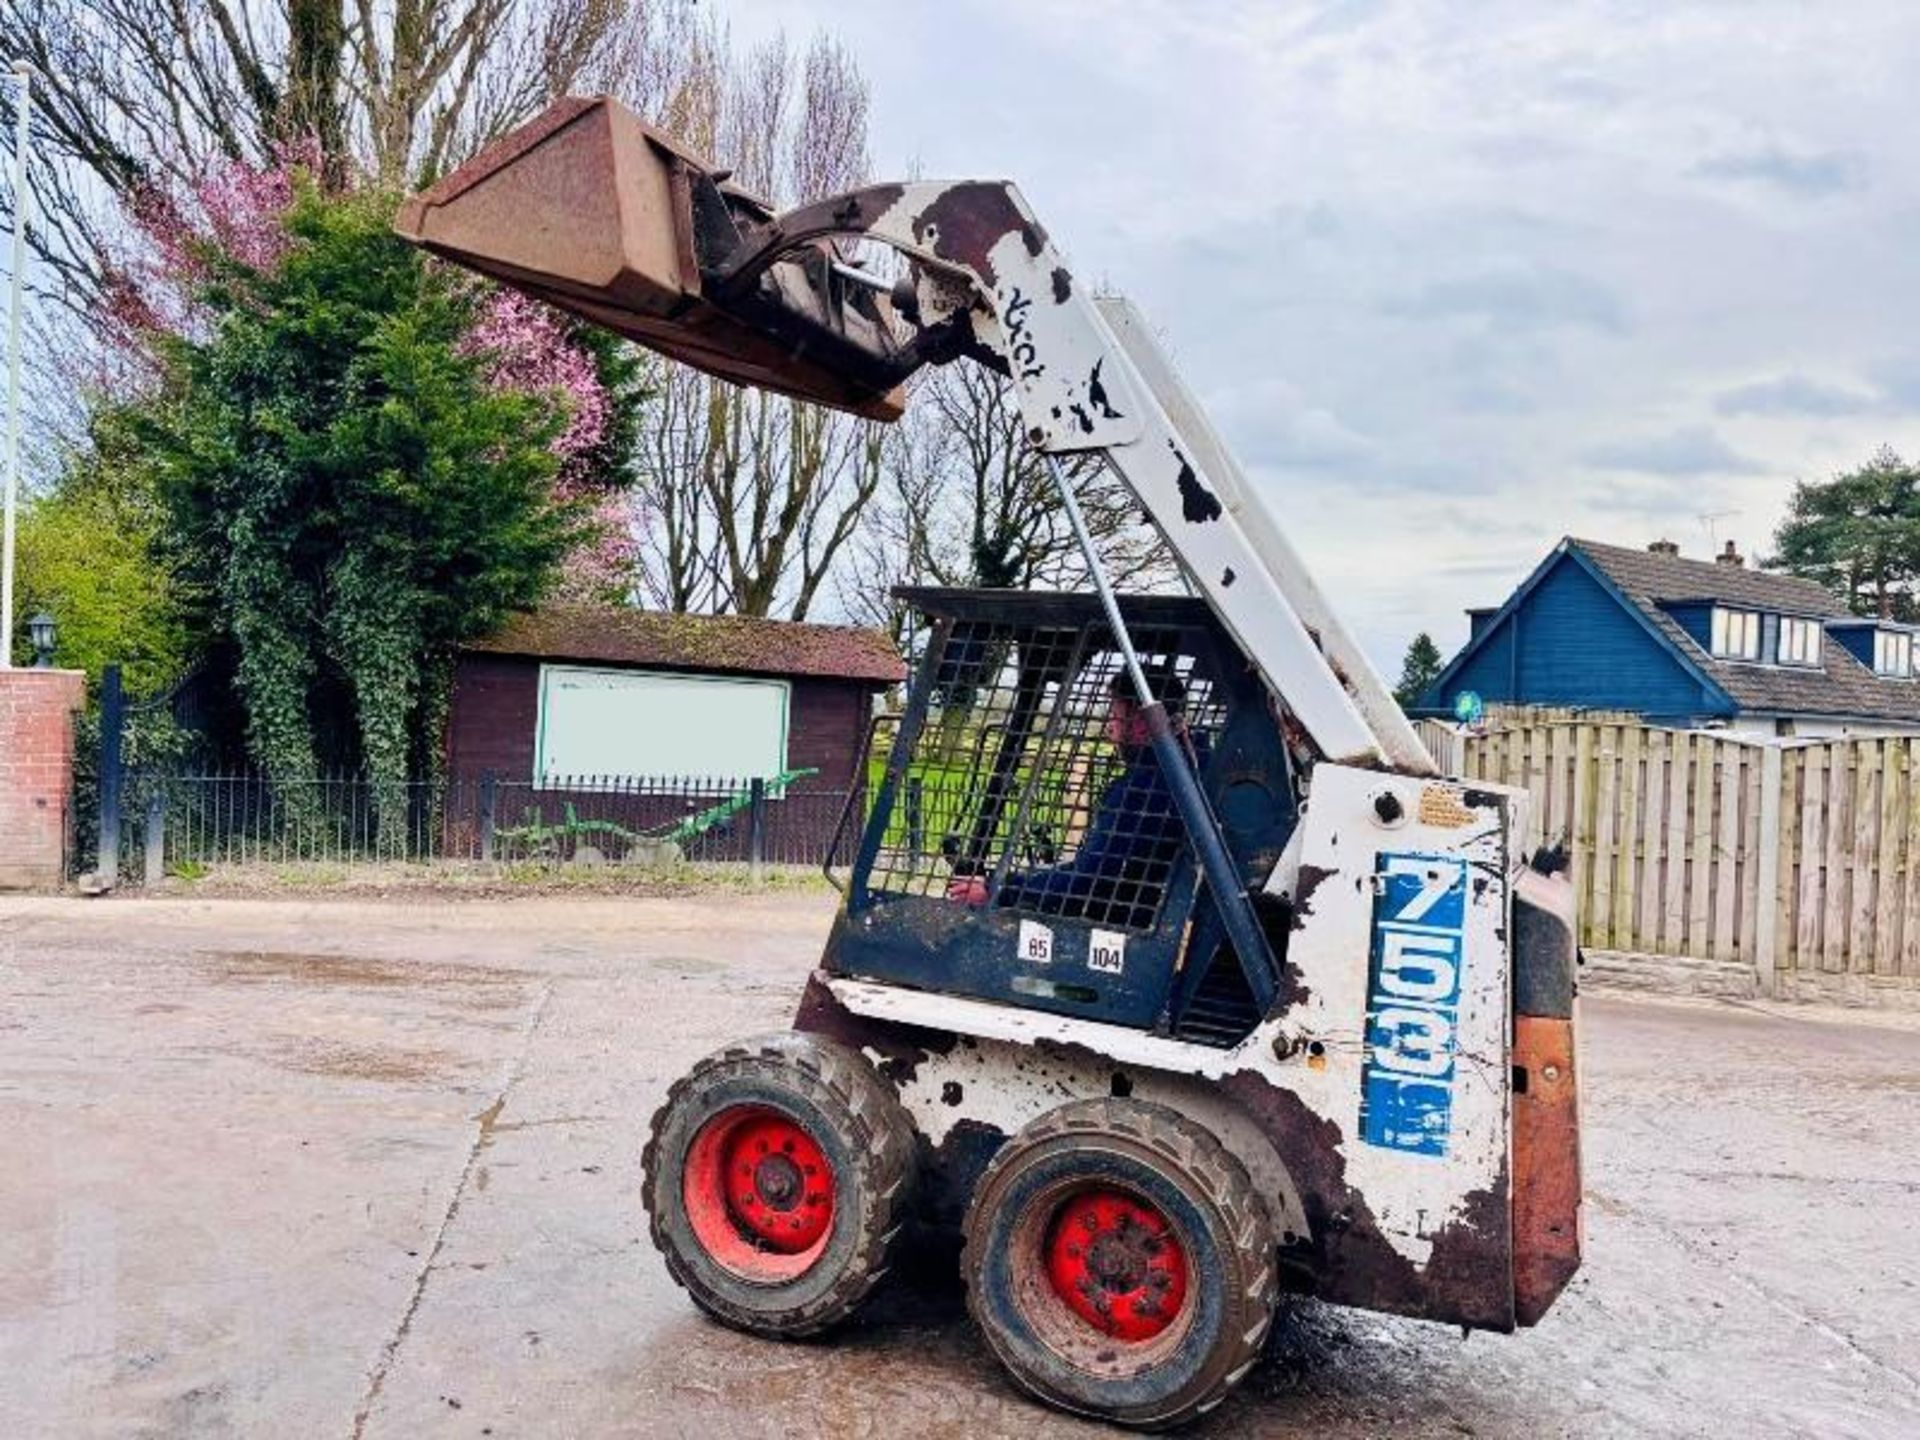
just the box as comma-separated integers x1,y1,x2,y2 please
1360,853,1468,1157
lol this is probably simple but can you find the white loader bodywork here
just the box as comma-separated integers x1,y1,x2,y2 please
396,96,1582,1412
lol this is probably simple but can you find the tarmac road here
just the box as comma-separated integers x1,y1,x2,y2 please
2,891,1917,1439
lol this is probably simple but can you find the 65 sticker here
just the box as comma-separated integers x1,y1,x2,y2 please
1359,853,1467,1158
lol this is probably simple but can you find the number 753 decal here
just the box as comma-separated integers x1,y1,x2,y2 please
1360,853,1468,1157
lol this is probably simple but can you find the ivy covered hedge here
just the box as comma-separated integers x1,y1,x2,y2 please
24,148,644,845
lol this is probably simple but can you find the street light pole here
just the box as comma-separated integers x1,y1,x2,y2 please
0,62,30,669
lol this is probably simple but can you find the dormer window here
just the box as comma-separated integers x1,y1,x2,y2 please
1710,606,1760,660
1778,616,1822,668
1874,629,1913,678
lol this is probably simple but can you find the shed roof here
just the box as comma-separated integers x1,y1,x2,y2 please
466,604,906,684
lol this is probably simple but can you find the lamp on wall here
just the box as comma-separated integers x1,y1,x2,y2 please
27,610,54,667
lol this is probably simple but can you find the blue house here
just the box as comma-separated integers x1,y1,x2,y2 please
1421,538,1920,738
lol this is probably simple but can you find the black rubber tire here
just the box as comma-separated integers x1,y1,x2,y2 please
961,1097,1276,1430
641,1031,916,1338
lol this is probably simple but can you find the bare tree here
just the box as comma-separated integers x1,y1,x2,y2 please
0,0,647,302
838,362,1178,634
347,0,649,183
627,14,890,620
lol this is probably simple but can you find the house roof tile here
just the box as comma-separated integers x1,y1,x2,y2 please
465,604,906,684
1570,539,1920,723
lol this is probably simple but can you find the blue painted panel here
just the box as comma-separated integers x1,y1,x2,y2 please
1433,554,1727,716
1437,610,1516,707
1830,624,1875,668
1662,601,1714,651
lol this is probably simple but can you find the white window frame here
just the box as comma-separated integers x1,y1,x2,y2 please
1777,616,1821,668
1874,629,1914,679
1710,606,1760,661
532,665,792,787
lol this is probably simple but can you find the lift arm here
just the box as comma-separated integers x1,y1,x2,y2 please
396,95,1436,776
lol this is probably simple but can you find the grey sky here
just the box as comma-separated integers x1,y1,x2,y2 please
726,0,1920,669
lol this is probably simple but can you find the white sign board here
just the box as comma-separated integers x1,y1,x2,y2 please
534,665,789,785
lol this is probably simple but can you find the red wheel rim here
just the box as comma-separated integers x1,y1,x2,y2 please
682,1106,837,1281
1044,1189,1189,1342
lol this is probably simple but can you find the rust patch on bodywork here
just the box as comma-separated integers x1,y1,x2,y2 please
1221,1071,1515,1331
791,976,1004,1231
797,979,1515,1328
937,1026,1513,1328
1512,1014,1581,1324
909,182,1047,287
917,1118,1008,1232
1169,442,1223,523
792,970,953,1086
1252,893,1312,1012
1290,864,1337,927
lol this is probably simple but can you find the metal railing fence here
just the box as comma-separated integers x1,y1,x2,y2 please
104,770,855,881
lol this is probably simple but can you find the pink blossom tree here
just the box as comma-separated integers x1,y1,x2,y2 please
102,148,638,599
461,290,639,600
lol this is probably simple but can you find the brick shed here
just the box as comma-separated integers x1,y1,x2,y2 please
446,604,905,795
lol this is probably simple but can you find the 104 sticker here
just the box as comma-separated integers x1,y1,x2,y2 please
1087,929,1126,975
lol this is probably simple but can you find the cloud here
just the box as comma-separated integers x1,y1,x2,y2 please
1581,426,1766,477
720,0,1920,669
1867,356,1920,412
1692,144,1865,198
1715,374,1881,417
1451,380,1537,416
1288,0,1390,42
1386,263,1627,336
1207,377,1379,469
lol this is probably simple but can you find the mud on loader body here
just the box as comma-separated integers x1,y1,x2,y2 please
399,97,1582,1429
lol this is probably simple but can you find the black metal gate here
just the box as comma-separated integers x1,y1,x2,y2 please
85,663,215,885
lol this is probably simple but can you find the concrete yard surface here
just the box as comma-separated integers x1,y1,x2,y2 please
3,893,1918,1439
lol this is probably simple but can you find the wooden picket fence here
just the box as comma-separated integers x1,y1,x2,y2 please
1416,709,1920,1003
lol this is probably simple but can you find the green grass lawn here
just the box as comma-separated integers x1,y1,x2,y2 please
863,714,1115,863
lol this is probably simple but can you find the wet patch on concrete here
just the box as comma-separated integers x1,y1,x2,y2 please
646,953,728,975
199,950,533,1010
265,1035,469,1084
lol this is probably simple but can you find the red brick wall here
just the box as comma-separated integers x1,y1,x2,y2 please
0,669,86,889
787,676,875,789
445,655,881,792
444,655,538,782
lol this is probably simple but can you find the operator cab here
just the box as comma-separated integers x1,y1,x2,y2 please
827,587,1299,1045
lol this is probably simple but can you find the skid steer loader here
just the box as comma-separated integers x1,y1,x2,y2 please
397,96,1582,1429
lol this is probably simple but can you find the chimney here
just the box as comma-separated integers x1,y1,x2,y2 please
1716,539,1744,568
1648,539,1680,557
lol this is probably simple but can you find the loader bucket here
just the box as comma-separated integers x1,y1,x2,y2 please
396,96,914,420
